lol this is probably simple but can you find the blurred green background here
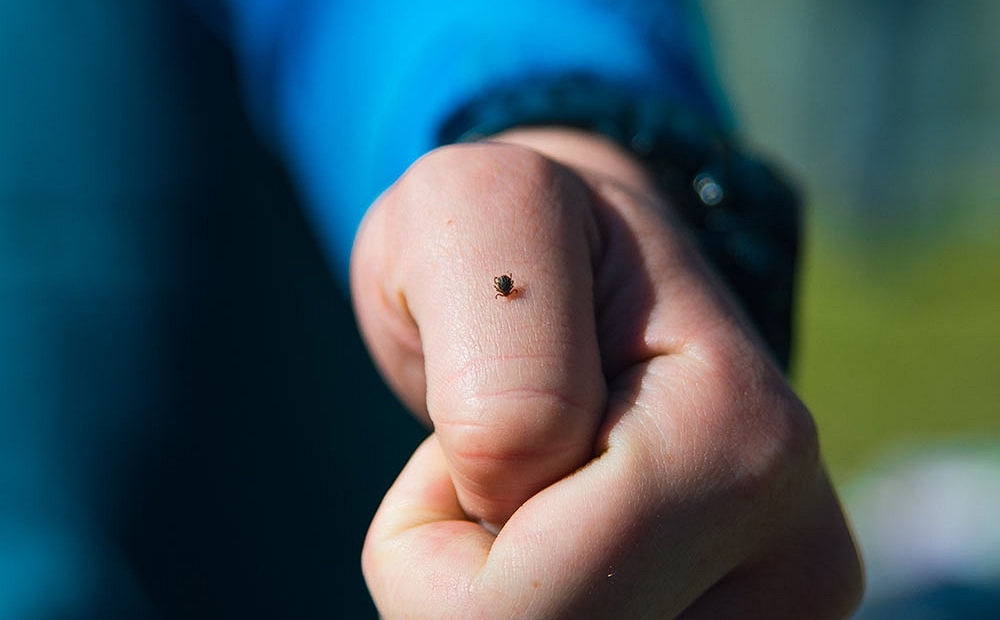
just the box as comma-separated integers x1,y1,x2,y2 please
701,0,1000,485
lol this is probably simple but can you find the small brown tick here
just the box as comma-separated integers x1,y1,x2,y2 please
494,273,517,298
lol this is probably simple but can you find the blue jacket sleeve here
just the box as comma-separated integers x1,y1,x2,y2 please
197,0,730,279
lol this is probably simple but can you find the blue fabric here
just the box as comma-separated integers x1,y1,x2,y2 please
208,0,728,278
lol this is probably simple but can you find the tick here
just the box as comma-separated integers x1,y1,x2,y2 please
494,273,517,298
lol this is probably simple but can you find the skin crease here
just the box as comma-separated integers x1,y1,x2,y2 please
351,127,863,619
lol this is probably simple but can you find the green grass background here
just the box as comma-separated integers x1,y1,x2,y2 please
792,222,1000,485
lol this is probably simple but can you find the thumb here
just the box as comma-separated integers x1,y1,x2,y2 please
351,142,606,526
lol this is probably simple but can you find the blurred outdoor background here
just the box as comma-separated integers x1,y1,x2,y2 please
701,6,1000,613
701,0,1000,486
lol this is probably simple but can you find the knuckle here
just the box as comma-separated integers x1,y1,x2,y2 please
442,387,590,462
389,141,567,219
690,332,821,503
433,384,596,496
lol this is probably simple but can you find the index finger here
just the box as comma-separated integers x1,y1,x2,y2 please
351,142,607,526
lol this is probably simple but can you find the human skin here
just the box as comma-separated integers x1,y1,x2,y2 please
351,127,863,619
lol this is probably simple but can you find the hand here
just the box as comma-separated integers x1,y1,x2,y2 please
351,128,862,619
